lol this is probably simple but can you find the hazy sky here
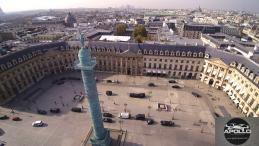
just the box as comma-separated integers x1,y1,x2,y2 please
1,0,259,13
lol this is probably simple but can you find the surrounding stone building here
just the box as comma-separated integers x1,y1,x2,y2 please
0,40,258,117
201,47,259,117
181,23,221,39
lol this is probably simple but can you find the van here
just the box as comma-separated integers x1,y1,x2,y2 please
118,112,131,119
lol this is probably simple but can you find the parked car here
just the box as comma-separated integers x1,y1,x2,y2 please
129,93,145,98
148,83,156,87
146,118,154,125
71,107,82,113
172,85,181,89
192,92,201,98
106,80,112,83
32,120,44,127
135,114,146,120
103,112,113,118
0,114,9,120
160,120,174,126
12,116,22,121
56,80,65,85
50,108,61,113
103,118,113,123
106,91,113,96
118,112,131,119
37,109,47,115
168,80,177,83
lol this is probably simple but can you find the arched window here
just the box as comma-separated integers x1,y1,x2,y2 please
165,51,169,56
138,50,142,54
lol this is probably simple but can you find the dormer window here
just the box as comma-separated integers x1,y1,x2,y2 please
154,50,158,55
230,61,237,67
149,50,153,54
241,67,246,73
144,49,147,54
176,51,180,56
138,50,142,54
160,51,164,55
199,52,203,57
165,51,169,55
182,52,186,56
116,49,120,53
187,51,192,57
102,48,106,52
193,53,197,57
170,51,175,56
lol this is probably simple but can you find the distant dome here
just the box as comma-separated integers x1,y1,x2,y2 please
64,12,76,27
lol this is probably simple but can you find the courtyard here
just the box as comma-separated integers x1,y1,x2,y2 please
0,72,242,146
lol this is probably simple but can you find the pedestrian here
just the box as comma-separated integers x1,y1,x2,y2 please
62,103,65,107
54,101,57,105
82,105,84,109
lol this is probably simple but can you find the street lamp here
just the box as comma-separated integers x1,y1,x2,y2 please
124,103,127,112
100,100,104,112
147,105,152,117
118,119,123,131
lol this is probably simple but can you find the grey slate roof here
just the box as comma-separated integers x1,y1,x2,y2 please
88,41,206,54
206,47,259,75
0,42,68,67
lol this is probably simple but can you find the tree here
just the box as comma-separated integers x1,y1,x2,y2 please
115,24,127,35
133,25,147,43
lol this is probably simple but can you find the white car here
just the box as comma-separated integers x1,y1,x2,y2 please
32,120,44,127
118,112,131,119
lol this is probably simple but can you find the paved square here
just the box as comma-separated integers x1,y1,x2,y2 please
0,72,242,146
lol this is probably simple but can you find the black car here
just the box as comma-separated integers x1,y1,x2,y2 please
168,80,177,83
50,108,61,113
129,93,146,98
56,80,65,85
103,118,113,123
37,109,47,115
172,85,181,89
71,107,82,113
0,114,9,120
192,92,201,98
106,80,112,83
135,114,146,120
146,118,154,125
148,83,156,87
103,112,113,118
106,91,113,96
160,120,174,126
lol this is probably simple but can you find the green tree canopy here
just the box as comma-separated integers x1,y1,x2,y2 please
133,25,147,38
133,25,147,43
115,24,127,36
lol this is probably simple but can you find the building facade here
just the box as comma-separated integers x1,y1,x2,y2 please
201,58,259,117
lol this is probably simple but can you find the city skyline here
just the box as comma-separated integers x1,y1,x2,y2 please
1,0,259,13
